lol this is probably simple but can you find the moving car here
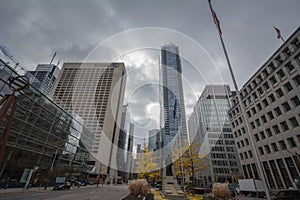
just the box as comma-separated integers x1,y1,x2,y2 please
53,182,71,190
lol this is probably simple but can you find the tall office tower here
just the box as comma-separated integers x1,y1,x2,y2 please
51,62,126,176
27,64,60,96
117,104,131,182
160,43,188,177
148,129,160,152
229,27,300,191
126,123,135,180
188,85,242,186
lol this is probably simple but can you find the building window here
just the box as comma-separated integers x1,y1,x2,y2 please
269,76,277,85
244,152,248,159
274,106,282,116
265,145,271,154
277,69,285,79
241,140,245,147
252,92,258,100
262,99,269,107
257,87,263,95
275,56,283,64
275,88,284,98
292,39,300,48
241,127,246,134
289,117,299,128
247,111,251,118
283,48,292,56
279,140,287,150
257,103,262,111
285,62,295,72
259,147,264,155
280,121,289,132
263,82,270,90
260,131,266,140
245,138,249,146
251,107,257,115
268,63,276,72
266,128,272,137
254,134,260,142
267,111,274,120
271,142,279,152
250,122,255,129
255,119,261,127
293,75,300,86
272,125,281,134
239,153,243,160
268,94,276,103
284,82,293,92
248,150,253,158
261,115,267,123
287,137,297,148
291,96,300,107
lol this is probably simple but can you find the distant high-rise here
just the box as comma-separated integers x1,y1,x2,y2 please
148,129,160,152
51,62,126,176
188,85,242,186
27,64,60,96
160,44,188,178
229,27,300,191
136,144,142,154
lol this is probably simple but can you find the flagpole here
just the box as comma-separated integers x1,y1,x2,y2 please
208,1,271,199
280,36,285,43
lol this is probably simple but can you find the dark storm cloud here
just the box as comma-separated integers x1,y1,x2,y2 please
1,0,299,141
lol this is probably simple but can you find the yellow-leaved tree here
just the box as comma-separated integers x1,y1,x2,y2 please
173,143,208,195
135,147,160,185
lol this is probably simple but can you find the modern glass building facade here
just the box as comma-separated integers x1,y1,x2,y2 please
160,44,188,150
188,85,242,186
26,64,60,96
0,59,93,187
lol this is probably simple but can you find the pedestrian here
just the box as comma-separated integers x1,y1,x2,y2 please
121,179,152,200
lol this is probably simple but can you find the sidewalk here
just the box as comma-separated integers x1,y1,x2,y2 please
0,184,97,195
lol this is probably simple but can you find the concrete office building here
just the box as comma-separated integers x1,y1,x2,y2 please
27,64,60,96
229,27,300,191
188,85,242,186
51,62,126,178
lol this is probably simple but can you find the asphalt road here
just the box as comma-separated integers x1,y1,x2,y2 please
0,185,129,200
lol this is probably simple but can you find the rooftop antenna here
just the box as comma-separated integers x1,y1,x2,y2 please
49,52,57,64
56,59,61,67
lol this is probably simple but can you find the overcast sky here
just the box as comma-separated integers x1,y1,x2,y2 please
1,0,299,146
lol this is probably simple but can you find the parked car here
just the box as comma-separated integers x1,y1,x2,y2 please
53,182,71,190
273,190,300,200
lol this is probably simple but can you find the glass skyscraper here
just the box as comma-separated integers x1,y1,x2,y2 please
188,85,242,186
160,44,188,177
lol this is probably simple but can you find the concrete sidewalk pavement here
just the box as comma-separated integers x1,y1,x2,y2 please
0,184,101,195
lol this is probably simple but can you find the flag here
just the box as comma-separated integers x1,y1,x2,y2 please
208,0,222,36
212,9,222,36
173,99,177,118
273,26,281,39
